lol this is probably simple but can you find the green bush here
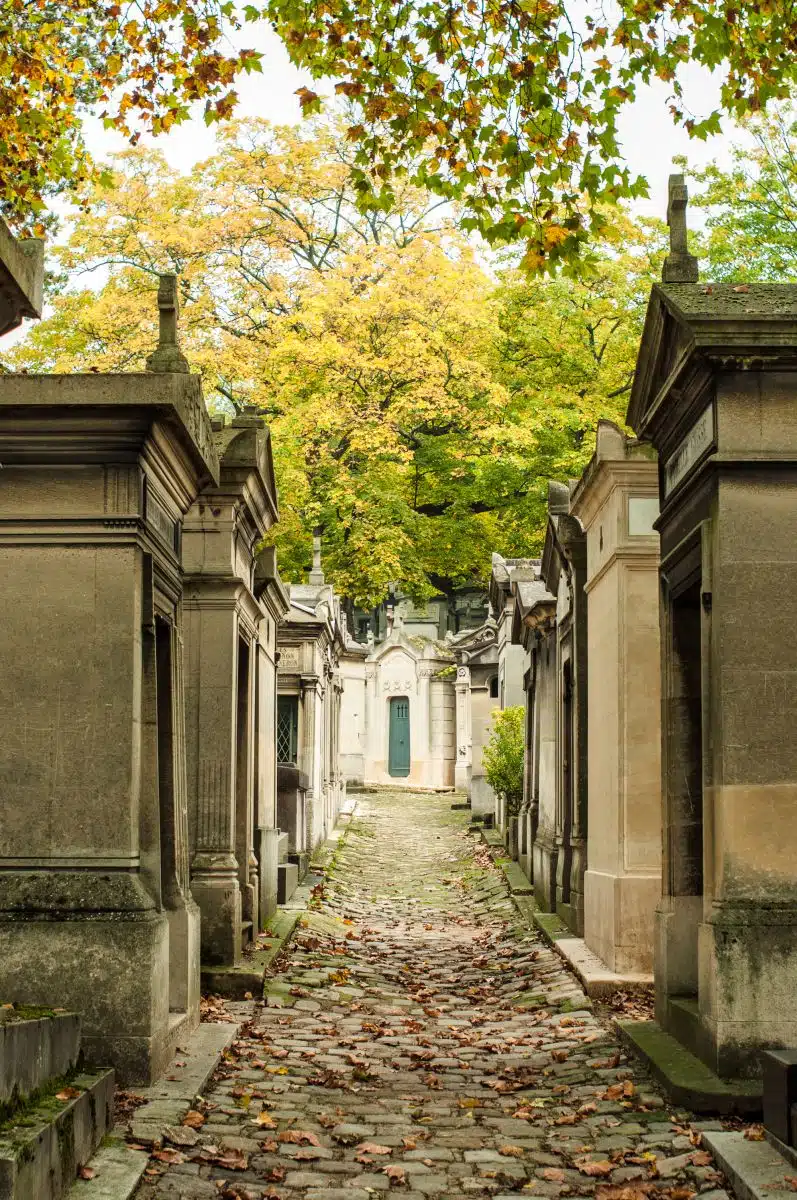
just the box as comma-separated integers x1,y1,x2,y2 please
482,706,525,815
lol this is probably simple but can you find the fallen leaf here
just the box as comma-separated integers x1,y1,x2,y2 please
499,1145,525,1158
385,1163,407,1184
182,1110,205,1129
690,1150,713,1166
278,1130,320,1145
733,284,750,293
255,1111,277,1129
542,1167,566,1180
576,1158,613,1176
55,1086,81,1101
152,1148,185,1165
744,1125,766,1141
77,1166,95,1180
357,1141,392,1155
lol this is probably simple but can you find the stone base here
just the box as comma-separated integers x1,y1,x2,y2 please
277,862,299,904
533,833,558,913
470,775,496,818
256,827,281,928
584,868,660,974
185,865,241,968
0,873,195,1085
698,903,797,1079
654,895,702,1022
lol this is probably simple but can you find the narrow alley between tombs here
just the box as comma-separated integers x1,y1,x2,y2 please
133,792,729,1200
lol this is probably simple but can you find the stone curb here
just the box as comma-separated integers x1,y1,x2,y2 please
618,1021,761,1115
66,1012,253,1198
702,1131,795,1200
485,843,653,1000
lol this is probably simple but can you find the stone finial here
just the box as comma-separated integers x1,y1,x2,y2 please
662,174,699,284
309,527,325,585
146,273,190,373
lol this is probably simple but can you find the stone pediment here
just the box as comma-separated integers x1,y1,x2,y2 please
211,415,279,529
628,283,797,440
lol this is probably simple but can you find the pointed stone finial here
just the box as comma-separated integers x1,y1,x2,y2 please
146,273,190,373
662,174,699,283
309,526,325,585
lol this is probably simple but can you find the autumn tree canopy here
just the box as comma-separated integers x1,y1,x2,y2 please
8,120,660,604
4,0,797,264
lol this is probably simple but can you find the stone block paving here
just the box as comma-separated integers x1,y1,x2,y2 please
132,792,732,1200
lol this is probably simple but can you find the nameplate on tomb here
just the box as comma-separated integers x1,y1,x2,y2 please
663,404,714,496
280,647,300,671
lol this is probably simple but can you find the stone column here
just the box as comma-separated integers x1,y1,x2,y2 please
454,665,472,792
183,416,282,966
570,421,661,975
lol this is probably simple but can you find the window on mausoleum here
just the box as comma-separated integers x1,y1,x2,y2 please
277,695,299,764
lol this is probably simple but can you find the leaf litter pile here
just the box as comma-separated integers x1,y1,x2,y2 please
130,792,732,1199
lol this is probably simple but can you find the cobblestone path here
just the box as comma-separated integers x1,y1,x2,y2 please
135,791,731,1200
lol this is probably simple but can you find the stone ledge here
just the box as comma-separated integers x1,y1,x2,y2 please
480,828,504,849
0,1068,114,1200
499,861,533,896
618,1020,762,1115
702,1131,797,1200
67,1137,149,1200
128,1009,253,1145
551,936,653,998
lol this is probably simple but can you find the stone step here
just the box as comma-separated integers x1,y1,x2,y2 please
0,1069,114,1200
66,1139,148,1200
0,1009,81,1109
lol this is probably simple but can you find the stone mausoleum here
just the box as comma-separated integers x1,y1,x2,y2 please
0,273,218,1082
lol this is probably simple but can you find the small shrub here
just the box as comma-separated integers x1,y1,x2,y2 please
482,706,525,815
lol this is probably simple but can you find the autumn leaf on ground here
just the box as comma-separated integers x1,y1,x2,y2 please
402,1137,417,1149
255,1111,277,1128
784,1178,797,1192
55,1086,81,1101
183,1110,205,1129
690,1151,713,1166
385,1163,407,1185
542,1167,566,1180
357,1141,392,1155
576,1157,613,1176
77,1166,95,1180
499,1145,525,1157
152,1148,185,1165
744,1125,766,1141
278,1130,320,1145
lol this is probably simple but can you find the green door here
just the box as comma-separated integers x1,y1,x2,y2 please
388,696,411,777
